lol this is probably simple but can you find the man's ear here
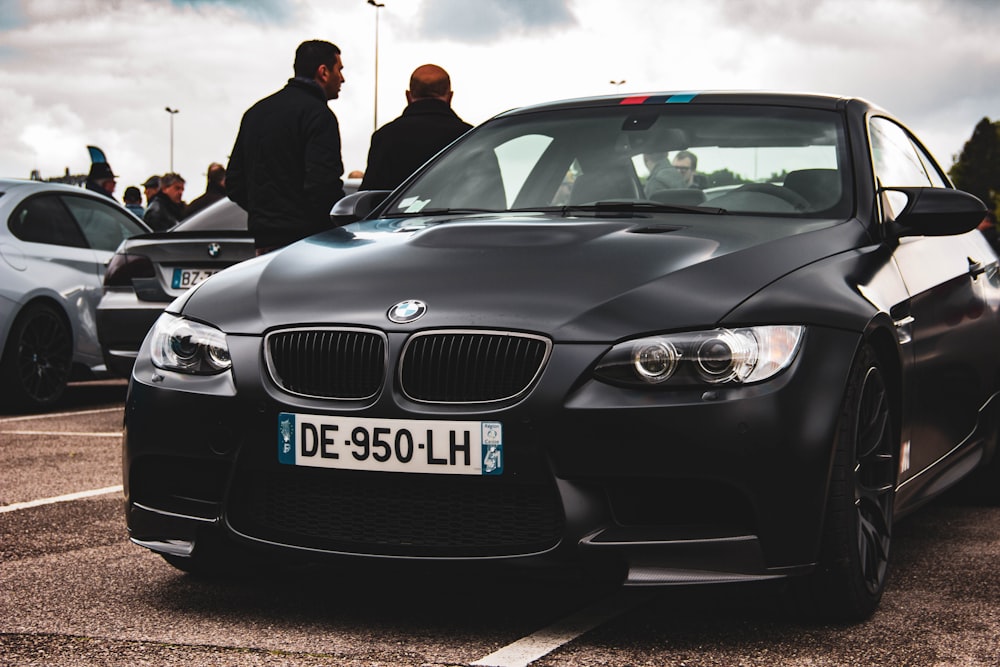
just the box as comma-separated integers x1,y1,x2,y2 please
405,90,414,104
315,64,329,84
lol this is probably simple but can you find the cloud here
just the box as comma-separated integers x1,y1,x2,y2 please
0,0,27,31
417,0,577,42
169,0,298,23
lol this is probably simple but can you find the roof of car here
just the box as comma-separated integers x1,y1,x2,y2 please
498,91,883,117
0,178,105,196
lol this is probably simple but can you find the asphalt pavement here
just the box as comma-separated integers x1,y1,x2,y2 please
2,380,1000,666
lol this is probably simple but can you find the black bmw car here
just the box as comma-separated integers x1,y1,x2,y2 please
124,92,997,622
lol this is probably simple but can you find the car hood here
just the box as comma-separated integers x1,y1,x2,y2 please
176,213,866,341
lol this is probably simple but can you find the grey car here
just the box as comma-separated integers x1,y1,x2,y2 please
0,178,150,410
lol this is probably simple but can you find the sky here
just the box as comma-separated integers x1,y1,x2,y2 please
0,0,998,200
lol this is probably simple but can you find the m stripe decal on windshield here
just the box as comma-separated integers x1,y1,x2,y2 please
620,93,699,105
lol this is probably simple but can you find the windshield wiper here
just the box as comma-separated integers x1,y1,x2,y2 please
396,207,503,217
561,201,727,216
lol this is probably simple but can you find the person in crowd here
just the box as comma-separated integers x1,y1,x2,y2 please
85,162,117,199
183,162,227,219
672,150,707,189
643,152,685,196
143,172,186,231
142,175,161,206
123,186,145,218
360,64,472,192
226,39,347,255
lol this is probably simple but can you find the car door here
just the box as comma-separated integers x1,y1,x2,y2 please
7,193,105,361
873,116,1000,479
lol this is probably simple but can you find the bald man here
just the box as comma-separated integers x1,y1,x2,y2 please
360,64,473,191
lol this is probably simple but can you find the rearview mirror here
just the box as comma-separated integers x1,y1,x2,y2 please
884,187,986,237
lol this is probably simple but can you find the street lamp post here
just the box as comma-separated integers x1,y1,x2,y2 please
164,107,179,172
368,0,385,132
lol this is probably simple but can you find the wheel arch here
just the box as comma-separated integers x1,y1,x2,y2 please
1,295,76,360
863,320,904,480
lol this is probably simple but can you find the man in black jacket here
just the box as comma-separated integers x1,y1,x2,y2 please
360,64,472,192
143,173,186,231
226,40,346,254
183,162,226,219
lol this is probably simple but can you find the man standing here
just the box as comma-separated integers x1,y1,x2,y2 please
85,162,117,199
671,150,707,189
142,175,160,206
143,173,186,231
226,40,346,254
183,162,227,219
123,186,145,218
360,64,472,191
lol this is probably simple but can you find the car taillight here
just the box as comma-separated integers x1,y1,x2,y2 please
104,253,155,287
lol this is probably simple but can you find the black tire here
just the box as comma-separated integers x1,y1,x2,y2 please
796,343,896,622
0,302,73,410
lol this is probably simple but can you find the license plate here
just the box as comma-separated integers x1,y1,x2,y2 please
171,267,219,289
277,412,503,476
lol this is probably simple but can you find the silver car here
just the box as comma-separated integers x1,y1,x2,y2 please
0,179,150,410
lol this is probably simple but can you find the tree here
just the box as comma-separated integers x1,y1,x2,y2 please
949,117,1000,216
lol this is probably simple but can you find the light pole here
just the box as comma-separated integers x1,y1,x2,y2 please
164,107,179,172
368,0,385,132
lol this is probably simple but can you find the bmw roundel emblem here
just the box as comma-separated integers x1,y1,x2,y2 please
206,242,221,258
388,299,427,323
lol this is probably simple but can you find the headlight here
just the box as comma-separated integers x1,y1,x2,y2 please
594,325,804,387
150,313,232,374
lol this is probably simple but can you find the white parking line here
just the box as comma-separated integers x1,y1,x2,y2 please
470,589,654,667
0,485,124,514
0,406,122,423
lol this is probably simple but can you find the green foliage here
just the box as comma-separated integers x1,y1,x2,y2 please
704,169,750,188
949,117,1000,218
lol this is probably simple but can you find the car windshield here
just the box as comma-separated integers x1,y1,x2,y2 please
384,103,851,219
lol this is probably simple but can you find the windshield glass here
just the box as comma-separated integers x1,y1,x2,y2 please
384,103,851,219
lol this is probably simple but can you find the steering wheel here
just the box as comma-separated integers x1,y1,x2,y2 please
735,183,810,210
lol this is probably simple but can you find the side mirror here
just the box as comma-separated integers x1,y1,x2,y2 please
330,190,391,222
884,187,987,237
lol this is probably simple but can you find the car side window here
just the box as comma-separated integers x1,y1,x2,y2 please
61,195,148,252
869,117,943,188
8,194,88,248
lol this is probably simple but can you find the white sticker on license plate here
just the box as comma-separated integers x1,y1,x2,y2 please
277,412,503,476
171,268,219,289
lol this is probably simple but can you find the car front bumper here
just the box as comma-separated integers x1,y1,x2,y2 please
123,324,862,583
